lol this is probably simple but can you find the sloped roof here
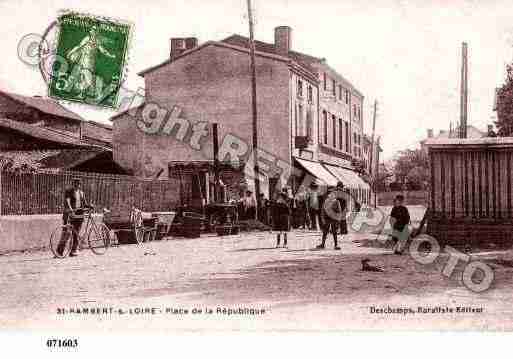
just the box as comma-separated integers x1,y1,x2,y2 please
81,121,112,144
221,35,365,97
221,34,322,74
0,118,83,146
138,38,319,83
0,90,85,122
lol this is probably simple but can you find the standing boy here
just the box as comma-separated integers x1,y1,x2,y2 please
272,192,291,248
389,194,411,255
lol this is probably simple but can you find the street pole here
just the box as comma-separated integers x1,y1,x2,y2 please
460,42,468,139
369,100,377,208
212,123,220,203
247,0,260,219
374,139,380,208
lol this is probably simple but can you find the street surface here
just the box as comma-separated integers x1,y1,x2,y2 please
1,227,512,331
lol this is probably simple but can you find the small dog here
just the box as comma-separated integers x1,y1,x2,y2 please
361,258,384,272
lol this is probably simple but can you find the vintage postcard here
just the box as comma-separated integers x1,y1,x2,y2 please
1,0,513,352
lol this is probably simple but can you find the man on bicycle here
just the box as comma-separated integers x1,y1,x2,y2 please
57,178,90,257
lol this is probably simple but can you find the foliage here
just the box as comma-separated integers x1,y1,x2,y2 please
496,64,513,136
0,155,40,173
374,163,393,192
393,149,429,189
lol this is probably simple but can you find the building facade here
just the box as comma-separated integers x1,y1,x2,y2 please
112,26,374,205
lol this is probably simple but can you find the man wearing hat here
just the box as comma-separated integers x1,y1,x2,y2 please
317,185,342,250
305,182,322,231
57,178,90,257
242,189,256,220
335,181,349,238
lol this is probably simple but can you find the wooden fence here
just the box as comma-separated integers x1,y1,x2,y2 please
426,137,513,246
0,169,182,216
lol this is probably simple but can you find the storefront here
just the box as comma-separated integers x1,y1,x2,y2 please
323,163,371,205
293,157,371,206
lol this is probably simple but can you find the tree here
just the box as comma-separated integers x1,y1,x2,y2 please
0,155,40,173
393,149,429,189
407,166,429,190
496,64,513,136
374,163,393,192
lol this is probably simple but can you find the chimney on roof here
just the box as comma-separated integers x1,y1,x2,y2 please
274,26,292,56
170,37,198,61
427,129,434,138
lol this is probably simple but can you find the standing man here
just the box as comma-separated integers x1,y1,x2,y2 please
57,178,89,257
257,193,267,224
243,190,257,220
389,194,411,255
295,188,308,230
336,182,348,240
306,182,322,231
282,187,295,227
316,186,342,250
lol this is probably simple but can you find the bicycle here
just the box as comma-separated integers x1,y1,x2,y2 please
49,206,111,258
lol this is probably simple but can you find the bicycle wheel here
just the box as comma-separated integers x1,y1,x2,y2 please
49,225,76,258
132,211,144,244
87,223,111,255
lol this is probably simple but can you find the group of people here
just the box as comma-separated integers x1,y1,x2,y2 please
249,183,411,254
266,181,350,249
237,190,257,220
60,179,412,258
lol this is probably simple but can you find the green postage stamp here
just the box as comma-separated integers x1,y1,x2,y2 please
49,11,132,108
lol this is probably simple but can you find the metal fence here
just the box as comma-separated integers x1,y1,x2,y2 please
0,169,182,216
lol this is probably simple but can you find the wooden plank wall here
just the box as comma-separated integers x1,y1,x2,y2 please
430,148,513,220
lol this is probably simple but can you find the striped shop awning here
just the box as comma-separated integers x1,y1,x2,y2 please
294,157,338,187
323,164,370,190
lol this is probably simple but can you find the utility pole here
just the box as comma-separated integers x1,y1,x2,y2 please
369,100,377,208
247,0,260,219
212,123,220,202
460,42,468,139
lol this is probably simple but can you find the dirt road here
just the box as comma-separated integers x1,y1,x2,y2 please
1,228,512,331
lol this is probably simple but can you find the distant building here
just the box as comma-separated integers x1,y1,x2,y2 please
420,125,492,152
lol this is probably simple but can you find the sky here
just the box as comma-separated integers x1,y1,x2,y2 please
1,0,512,160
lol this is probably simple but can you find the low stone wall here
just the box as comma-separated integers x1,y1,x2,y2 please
0,214,103,254
378,190,428,206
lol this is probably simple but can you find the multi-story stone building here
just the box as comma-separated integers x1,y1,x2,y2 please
111,26,373,204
